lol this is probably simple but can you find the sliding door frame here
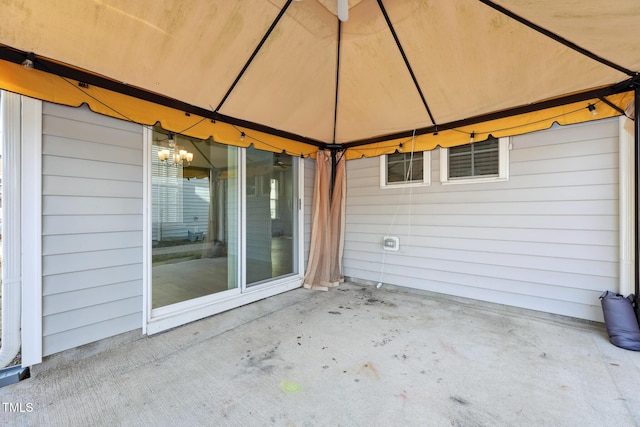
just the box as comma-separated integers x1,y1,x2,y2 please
143,129,304,335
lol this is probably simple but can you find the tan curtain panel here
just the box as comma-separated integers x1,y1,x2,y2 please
304,150,346,291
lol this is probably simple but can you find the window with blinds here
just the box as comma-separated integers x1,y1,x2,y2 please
448,137,499,178
440,137,509,184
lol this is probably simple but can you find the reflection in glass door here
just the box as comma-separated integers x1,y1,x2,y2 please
246,147,297,286
151,127,238,308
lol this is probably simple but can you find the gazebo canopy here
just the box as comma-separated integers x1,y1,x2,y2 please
0,0,638,158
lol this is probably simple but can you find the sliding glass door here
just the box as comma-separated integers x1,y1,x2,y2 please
150,129,299,312
245,147,298,286
151,128,239,308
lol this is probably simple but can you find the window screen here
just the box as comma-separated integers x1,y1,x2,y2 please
386,152,424,184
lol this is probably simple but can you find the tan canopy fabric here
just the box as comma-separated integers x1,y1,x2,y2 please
0,0,638,157
1,1,639,294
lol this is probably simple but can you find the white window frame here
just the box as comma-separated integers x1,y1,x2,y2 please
380,150,431,189
440,137,510,185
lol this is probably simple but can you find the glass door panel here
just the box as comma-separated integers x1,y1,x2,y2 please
152,128,238,308
246,147,297,286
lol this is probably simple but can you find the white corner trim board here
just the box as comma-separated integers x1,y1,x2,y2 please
0,91,23,368
0,93,42,368
618,116,634,297
21,95,43,366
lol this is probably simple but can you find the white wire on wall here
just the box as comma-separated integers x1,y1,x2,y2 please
377,129,417,288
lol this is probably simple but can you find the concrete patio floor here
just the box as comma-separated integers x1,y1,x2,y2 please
3,282,640,426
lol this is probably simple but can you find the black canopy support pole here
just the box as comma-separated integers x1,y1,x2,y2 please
331,149,338,200
332,20,342,144
329,19,342,200
322,144,343,200
478,0,635,77
214,0,294,112
635,83,640,296
376,0,437,125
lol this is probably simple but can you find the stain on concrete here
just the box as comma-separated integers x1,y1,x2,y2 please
351,288,398,308
279,380,301,395
357,362,380,379
450,396,469,406
372,336,393,347
439,339,458,354
245,344,280,375
372,329,401,347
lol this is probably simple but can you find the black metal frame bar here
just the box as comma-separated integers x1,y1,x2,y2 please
478,0,635,76
215,0,294,112
332,20,343,144
376,0,436,125
0,45,327,148
342,78,638,148
635,84,640,295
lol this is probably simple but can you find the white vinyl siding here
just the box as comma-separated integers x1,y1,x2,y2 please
41,103,143,356
344,119,619,322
